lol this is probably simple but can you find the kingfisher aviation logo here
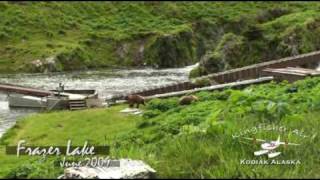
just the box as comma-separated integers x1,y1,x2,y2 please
232,123,307,165
240,135,299,158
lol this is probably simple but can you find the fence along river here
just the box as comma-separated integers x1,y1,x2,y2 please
113,50,320,100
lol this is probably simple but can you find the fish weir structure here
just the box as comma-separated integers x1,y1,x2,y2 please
107,50,320,102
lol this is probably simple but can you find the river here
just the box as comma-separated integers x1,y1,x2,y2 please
0,64,198,137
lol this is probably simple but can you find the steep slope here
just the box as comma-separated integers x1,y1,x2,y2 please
1,2,320,74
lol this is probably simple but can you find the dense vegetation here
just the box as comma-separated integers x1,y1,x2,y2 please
1,2,320,74
1,77,320,178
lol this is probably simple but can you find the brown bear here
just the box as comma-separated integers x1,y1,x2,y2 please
179,95,199,105
125,94,146,108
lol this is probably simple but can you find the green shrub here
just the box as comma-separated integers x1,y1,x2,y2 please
0,31,9,40
142,109,162,119
189,66,206,78
256,7,291,23
146,98,179,112
192,77,212,87
6,164,33,179
5,159,62,179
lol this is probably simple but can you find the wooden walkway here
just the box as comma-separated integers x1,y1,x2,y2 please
261,67,320,82
0,83,54,97
145,76,274,100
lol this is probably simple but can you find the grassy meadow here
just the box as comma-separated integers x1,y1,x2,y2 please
0,77,320,178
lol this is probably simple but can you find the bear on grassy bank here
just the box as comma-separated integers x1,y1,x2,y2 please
179,95,199,105
125,94,146,108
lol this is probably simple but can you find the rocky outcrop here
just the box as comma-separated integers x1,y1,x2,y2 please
28,56,60,73
58,159,156,179
192,33,246,77
144,30,196,68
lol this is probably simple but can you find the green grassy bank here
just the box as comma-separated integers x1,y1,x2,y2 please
2,2,320,74
0,77,320,178
0,105,141,178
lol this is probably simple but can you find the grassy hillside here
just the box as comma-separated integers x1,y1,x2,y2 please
1,2,320,73
1,77,320,178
